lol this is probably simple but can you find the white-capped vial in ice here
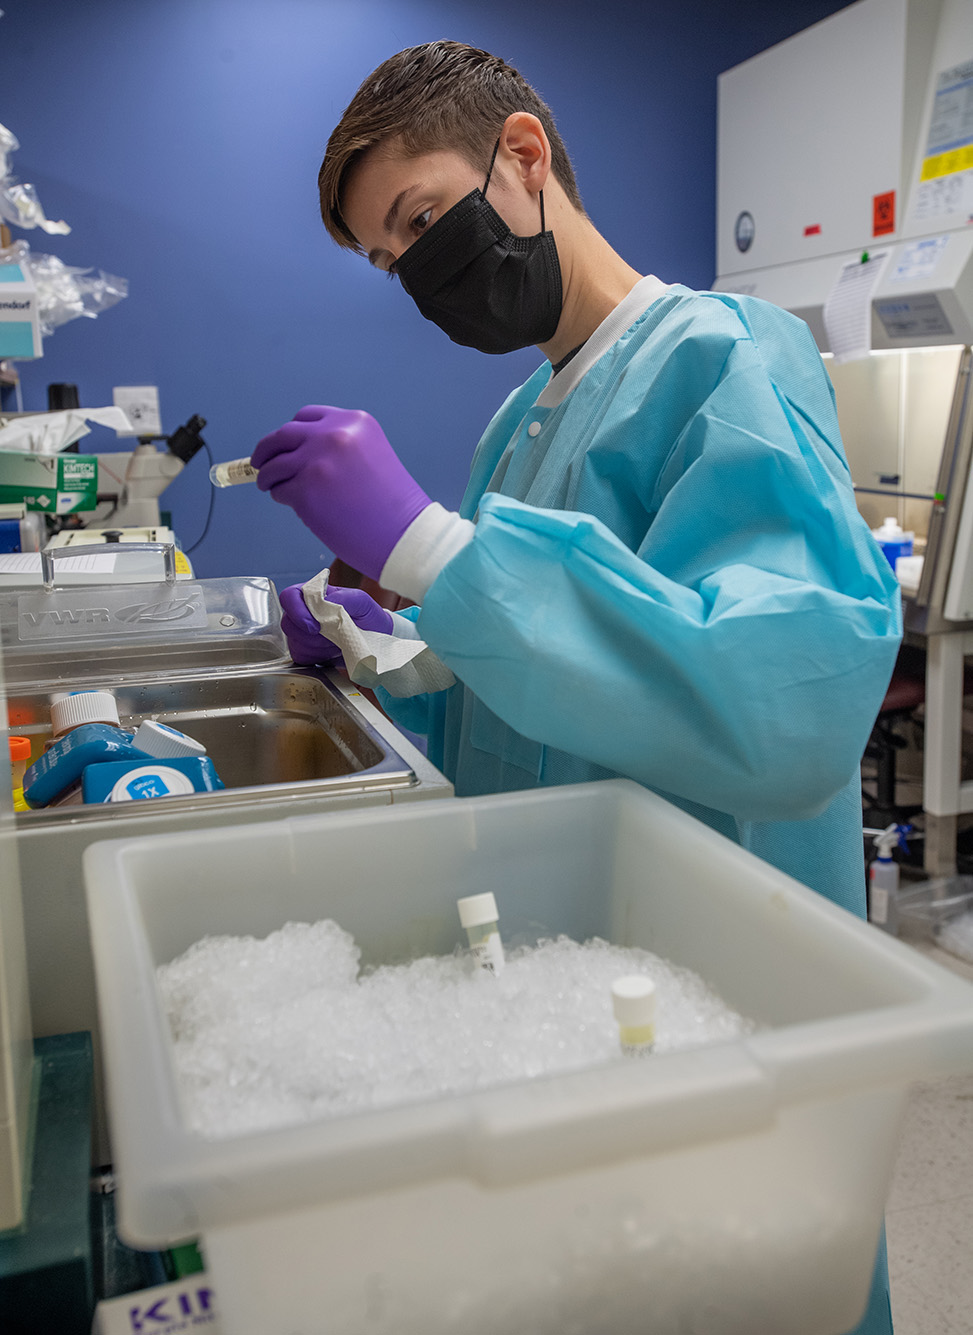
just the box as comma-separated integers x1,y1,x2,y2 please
210,457,258,487
611,975,656,1055
457,892,505,974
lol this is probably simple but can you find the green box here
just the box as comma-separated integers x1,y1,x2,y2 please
0,451,98,514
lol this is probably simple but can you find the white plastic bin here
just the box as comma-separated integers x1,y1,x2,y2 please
85,781,973,1335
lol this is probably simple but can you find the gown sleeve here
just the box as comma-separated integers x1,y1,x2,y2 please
414,332,902,824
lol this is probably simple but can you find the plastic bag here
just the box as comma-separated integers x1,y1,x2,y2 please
0,118,70,234
1,238,128,336
0,122,19,183
0,179,71,235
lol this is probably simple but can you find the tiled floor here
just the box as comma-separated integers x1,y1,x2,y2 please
885,939,973,1335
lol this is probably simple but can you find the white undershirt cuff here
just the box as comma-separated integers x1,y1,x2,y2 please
389,611,423,641
380,502,475,604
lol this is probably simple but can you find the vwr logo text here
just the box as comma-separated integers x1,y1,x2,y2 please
20,595,202,630
128,1284,216,1332
22,608,111,627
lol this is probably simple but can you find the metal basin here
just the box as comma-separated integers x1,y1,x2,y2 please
8,667,416,823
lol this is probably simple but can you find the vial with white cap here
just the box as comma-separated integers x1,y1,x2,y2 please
457,892,505,975
210,457,258,487
611,976,656,1056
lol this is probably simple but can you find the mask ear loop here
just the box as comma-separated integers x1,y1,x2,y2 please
482,137,502,194
483,135,548,233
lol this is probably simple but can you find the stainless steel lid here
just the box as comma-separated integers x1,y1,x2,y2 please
0,575,289,689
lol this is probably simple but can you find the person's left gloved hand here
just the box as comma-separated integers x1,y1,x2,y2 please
280,582,394,665
252,406,431,581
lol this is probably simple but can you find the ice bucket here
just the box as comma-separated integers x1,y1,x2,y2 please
85,780,973,1335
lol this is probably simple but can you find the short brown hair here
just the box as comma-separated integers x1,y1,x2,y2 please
319,40,584,253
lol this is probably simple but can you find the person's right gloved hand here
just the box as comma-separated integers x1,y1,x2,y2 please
279,583,394,666
252,406,432,581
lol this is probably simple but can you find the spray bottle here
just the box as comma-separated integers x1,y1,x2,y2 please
867,823,910,934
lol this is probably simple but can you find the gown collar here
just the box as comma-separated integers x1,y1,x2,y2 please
536,274,671,409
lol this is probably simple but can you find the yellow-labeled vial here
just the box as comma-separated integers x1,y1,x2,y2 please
9,735,31,812
210,457,258,487
611,976,656,1056
457,892,505,975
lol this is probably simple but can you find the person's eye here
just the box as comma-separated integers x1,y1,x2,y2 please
411,208,432,235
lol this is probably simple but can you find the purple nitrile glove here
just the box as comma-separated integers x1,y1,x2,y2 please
252,405,432,581
279,583,394,666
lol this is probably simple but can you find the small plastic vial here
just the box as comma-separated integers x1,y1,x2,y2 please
611,976,656,1056
8,735,31,812
457,892,505,975
210,457,258,487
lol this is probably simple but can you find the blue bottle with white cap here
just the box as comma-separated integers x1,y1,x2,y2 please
80,719,220,803
871,517,914,571
82,755,224,803
23,691,151,807
130,720,208,760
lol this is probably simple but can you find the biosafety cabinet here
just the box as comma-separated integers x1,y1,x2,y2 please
717,0,973,874
0,564,452,1216
716,0,973,594
716,0,973,350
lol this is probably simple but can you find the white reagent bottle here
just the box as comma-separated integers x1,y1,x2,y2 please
457,892,505,975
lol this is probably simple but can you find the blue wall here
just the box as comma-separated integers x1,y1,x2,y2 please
1,0,852,589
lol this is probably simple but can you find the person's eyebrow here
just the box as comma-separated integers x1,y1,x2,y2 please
383,186,416,235
366,185,419,268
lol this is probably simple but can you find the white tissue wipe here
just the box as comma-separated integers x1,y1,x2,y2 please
157,920,757,1140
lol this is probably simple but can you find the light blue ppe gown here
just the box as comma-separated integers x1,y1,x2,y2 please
377,284,900,1335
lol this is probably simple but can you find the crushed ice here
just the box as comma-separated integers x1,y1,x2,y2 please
157,920,757,1139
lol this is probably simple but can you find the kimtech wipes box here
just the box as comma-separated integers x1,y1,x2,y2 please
0,254,42,359
0,450,97,513
91,1274,220,1334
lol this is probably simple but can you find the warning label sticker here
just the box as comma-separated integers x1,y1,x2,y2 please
873,191,895,236
915,60,973,222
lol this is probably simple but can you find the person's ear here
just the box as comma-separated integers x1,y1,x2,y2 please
498,112,552,194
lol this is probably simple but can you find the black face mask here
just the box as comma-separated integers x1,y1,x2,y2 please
393,140,563,355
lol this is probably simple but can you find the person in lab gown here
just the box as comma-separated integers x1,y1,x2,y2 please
251,41,900,1335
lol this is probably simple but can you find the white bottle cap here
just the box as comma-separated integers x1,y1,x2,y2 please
108,765,196,802
133,720,206,758
457,892,499,928
611,976,656,1027
874,517,911,540
51,690,120,735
